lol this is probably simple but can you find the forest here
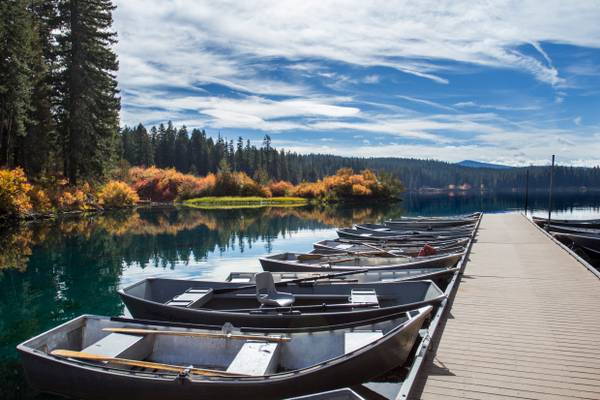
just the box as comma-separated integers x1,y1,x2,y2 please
121,122,600,192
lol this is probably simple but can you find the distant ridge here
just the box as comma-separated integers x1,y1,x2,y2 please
457,160,512,170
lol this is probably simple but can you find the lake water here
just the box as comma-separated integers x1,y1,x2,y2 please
2,191,600,399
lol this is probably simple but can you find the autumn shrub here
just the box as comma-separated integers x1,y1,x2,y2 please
290,168,394,201
129,167,215,201
292,181,327,198
268,180,294,197
178,173,216,200
29,186,52,213
214,171,268,197
0,168,33,217
97,180,140,208
54,182,96,211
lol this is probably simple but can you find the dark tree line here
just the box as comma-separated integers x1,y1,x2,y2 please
121,122,600,191
0,0,120,183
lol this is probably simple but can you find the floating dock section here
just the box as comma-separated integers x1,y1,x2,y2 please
407,213,600,399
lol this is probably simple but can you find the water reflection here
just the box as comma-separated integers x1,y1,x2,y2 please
1,204,397,399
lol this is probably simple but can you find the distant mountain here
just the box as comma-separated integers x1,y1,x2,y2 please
457,160,512,170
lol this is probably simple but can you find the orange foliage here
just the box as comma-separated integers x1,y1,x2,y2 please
291,181,326,198
54,182,96,211
29,186,52,213
128,167,215,201
292,168,390,201
268,180,294,197
214,171,270,197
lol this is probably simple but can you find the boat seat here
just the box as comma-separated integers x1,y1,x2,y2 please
166,288,213,308
349,289,379,306
344,331,384,354
230,277,252,283
82,333,151,360
226,341,279,376
255,272,295,307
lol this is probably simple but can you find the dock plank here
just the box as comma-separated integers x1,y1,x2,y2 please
409,213,600,400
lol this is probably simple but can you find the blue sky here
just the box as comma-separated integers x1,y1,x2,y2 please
113,1,600,166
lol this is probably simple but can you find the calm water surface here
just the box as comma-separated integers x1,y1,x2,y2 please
2,191,600,399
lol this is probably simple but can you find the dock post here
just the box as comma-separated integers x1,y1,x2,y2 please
547,155,555,225
524,168,529,215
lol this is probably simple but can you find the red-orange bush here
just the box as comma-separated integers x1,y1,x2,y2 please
129,167,215,201
267,180,294,197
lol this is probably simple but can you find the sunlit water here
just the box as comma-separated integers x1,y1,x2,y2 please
2,191,600,399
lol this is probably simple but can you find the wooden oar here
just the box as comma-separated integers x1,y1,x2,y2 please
102,328,291,343
358,242,399,257
50,349,248,377
325,257,357,265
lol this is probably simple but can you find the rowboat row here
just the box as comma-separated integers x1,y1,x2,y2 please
18,212,480,399
533,216,600,260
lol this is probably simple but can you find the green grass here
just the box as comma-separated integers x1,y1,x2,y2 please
183,196,309,209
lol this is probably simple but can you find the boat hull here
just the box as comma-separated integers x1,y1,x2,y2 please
259,253,463,273
533,216,600,229
120,279,445,328
227,267,459,292
554,233,600,257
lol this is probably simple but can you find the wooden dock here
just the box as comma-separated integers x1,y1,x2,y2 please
409,213,600,400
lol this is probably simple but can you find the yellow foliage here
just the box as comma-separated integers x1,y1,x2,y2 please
56,188,90,211
0,168,33,217
97,180,140,208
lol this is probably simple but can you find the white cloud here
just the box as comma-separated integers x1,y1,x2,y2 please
363,75,380,84
574,116,582,126
454,101,539,111
397,95,456,111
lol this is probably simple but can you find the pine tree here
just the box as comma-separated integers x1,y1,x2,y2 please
56,0,120,183
174,126,190,172
0,0,35,167
133,123,153,166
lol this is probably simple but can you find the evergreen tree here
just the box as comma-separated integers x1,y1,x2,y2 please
133,123,153,166
15,0,58,176
174,125,190,172
55,0,120,183
0,0,34,167
154,123,167,167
